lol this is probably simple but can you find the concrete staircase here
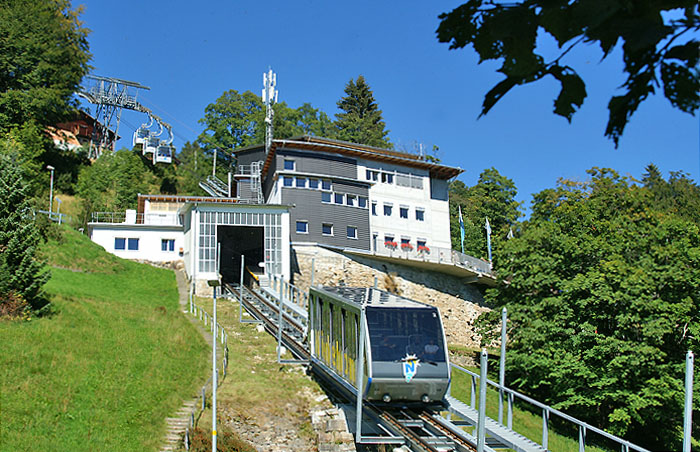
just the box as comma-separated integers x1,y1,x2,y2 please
159,399,197,452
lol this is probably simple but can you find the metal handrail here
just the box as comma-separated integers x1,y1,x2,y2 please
450,363,652,452
270,274,308,312
90,211,182,225
182,299,230,451
372,243,493,275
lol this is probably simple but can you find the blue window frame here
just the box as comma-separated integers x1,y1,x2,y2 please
115,237,126,250
296,177,306,188
416,209,425,221
400,207,409,219
161,239,175,251
322,180,332,190
334,193,344,204
296,221,308,234
384,204,392,216
309,178,319,189
284,160,295,170
283,176,293,187
127,238,139,250
321,192,331,203
346,195,356,207
372,202,377,216
358,196,367,208
347,226,357,239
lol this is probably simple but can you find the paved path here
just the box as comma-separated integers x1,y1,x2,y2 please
159,270,216,452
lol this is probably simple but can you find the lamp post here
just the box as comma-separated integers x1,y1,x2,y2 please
46,165,55,216
207,278,221,452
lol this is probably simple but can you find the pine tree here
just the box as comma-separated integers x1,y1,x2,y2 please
0,153,49,313
335,76,391,148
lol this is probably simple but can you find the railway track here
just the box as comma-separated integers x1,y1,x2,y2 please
225,282,485,452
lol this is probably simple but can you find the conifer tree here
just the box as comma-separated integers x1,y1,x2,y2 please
335,76,391,148
0,154,49,313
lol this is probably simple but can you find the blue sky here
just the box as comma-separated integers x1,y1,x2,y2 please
77,0,699,215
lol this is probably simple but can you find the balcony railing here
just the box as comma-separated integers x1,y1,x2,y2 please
90,211,182,226
373,242,493,275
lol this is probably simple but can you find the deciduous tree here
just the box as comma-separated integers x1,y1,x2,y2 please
436,1,699,146
480,167,700,448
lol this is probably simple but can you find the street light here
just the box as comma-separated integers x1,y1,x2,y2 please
46,165,55,215
207,277,221,452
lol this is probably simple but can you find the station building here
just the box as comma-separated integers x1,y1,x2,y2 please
88,194,290,293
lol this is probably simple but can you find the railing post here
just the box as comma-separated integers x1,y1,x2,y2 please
507,392,513,429
578,425,586,452
201,387,206,411
684,350,694,452
470,375,476,409
277,278,284,363
374,276,378,289
477,349,488,452
542,407,549,450
239,255,245,322
499,307,507,425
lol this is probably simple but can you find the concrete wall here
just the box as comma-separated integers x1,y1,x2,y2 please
90,225,184,263
291,244,489,348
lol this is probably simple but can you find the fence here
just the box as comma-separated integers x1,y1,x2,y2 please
371,243,493,275
270,274,308,312
90,211,182,225
182,296,230,451
449,364,651,452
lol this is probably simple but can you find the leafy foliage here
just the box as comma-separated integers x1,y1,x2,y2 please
481,167,700,448
76,149,158,224
334,75,391,148
0,153,49,313
449,167,521,259
0,0,91,133
197,90,335,172
436,1,699,146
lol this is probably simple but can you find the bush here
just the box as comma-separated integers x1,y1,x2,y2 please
180,426,255,452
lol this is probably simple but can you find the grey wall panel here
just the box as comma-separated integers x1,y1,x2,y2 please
430,178,449,201
283,188,370,250
277,148,357,179
236,148,266,166
333,180,368,196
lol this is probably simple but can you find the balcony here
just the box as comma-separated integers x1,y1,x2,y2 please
90,211,182,226
344,242,496,285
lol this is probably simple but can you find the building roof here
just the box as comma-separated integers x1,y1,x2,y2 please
312,286,436,309
235,135,464,180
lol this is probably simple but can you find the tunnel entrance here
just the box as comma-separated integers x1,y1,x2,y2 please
217,225,264,286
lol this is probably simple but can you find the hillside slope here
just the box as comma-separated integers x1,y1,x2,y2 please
0,227,209,452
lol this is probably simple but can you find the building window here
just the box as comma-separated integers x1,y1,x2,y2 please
334,193,344,204
347,226,357,239
115,237,126,250
321,192,331,203
366,169,378,181
322,223,333,236
283,176,293,187
372,202,377,216
381,172,394,184
321,179,332,191
358,196,368,209
416,208,425,221
295,177,307,188
400,237,413,251
296,221,308,234
346,194,356,207
400,206,409,219
127,238,139,251
161,239,175,251
309,178,319,189
383,203,392,216
284,159,295,170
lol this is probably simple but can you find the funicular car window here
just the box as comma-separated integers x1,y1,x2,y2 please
366,307,445,363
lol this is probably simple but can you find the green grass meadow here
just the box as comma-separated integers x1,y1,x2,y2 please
0,227,209,451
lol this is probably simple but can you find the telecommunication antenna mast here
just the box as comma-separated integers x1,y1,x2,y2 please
262,68,278,154
77,75,150,159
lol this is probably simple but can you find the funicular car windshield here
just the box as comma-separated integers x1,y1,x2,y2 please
366,306,446,363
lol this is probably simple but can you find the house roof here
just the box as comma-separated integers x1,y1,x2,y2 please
235,135,464,180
